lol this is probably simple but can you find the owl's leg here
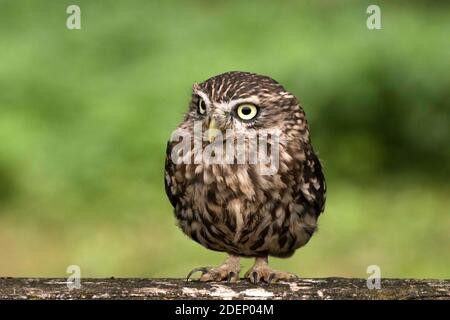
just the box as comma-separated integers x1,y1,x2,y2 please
245,256,298,284
186,254,240,283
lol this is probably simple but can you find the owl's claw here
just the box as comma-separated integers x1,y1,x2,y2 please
187,266,240,282
186,267,211,281
243,270,259,284
227,271,237,284
246,267,297,284
267,271,298,284
186,255,241,283
245,257,298,284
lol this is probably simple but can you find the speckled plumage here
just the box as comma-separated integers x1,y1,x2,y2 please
165,71,326,282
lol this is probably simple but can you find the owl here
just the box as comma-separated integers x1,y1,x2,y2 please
164,71,326,284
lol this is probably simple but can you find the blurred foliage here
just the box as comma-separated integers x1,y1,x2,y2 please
0,0,449,278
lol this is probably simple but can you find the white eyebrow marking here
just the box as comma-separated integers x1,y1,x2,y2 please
194,90,261,113
229,97,261,109
194,90,212,108
214,96,261,113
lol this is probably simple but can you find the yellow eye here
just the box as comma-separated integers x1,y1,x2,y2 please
236,104,258,120
198,98,206,115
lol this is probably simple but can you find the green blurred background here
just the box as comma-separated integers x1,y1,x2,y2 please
0,0,449,279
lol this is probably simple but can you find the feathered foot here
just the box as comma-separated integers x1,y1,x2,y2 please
245,256,298,284
186,254,240,283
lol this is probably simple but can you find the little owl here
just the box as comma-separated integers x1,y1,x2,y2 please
164,71,326,283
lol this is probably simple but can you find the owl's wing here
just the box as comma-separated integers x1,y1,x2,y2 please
298,148,326,218
164,141,179,208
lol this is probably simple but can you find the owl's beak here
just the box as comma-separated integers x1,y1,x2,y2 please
208,118,221,143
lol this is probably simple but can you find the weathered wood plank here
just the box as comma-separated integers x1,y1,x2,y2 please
0,278,449,300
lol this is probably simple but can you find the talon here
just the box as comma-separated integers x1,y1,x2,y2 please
268,273,275,284
227,271,236,283
250,271,258,284
186,267,210,281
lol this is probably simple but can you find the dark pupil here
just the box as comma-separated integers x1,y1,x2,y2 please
199,100,205,110
241,106,251,115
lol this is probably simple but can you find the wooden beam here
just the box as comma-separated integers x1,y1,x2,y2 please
0,277,449,300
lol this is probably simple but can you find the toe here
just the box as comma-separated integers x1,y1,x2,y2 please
246,270,261,284
267,273,276,284
267,271,298,284
199,268,238,282
186,267,211,281
188,261,241,283
199,271,216,282
227,271,239,283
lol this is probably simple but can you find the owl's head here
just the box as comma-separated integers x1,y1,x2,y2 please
183,71,308,143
